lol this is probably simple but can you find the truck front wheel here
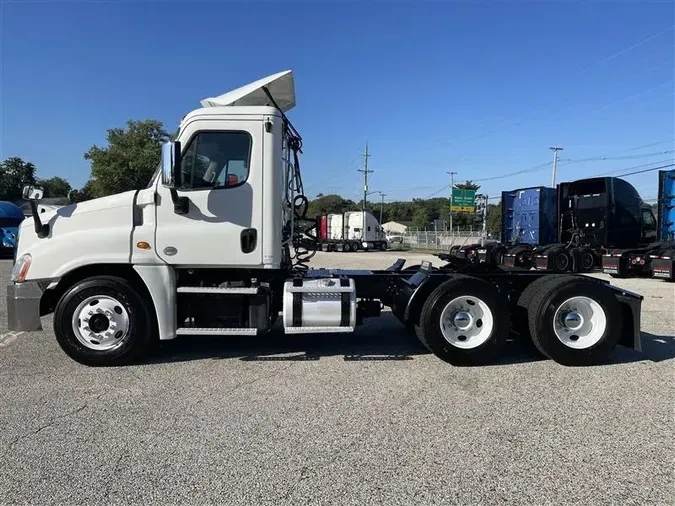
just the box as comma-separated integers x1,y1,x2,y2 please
415,276,510,365
53,275,154,366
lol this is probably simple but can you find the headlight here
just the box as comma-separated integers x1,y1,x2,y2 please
11,253,32,282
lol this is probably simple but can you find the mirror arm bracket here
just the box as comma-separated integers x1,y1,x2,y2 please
169,188,189,215
28,201,50,238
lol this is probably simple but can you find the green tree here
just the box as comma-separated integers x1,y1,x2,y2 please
68,180,96,203
455,180,481,190
486,202,502,236
307,194,356,217
37,176,72,198
84,119,169,198
412,207,431,230
0,156,37,202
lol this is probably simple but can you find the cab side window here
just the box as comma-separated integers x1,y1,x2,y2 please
642,209,656,230
179,131,251,190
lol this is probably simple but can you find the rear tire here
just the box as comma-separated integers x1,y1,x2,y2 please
53,275,154,366
415,275,510,365
579,249,595,272
525,276,622,365
554,251,571,272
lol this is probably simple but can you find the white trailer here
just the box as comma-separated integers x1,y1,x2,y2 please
6,70,644,368
319,211,387,252
344,211,387,249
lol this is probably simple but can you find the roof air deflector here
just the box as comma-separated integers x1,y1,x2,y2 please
200,70,295,112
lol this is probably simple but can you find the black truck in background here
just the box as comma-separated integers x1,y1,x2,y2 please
533,176,657,273
602,168,675,280
440,176,659,274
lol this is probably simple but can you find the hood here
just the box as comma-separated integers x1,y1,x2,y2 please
44,191,137,219
18,190,138,242
15,190,139,280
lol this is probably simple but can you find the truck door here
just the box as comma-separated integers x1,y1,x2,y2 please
154,120,263,267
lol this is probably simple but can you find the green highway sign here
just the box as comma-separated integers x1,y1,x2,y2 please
451,188,476,212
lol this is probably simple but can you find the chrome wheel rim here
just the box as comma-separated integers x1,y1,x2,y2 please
71,295,130,351
439,296,494,349
553,296,607,349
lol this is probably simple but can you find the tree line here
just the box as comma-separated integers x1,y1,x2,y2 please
308,193,502,234
0,119,172,204
25,117,659,236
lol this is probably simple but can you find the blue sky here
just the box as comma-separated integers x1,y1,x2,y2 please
1,1,673,204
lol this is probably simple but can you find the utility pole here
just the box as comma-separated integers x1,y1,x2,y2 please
378,192,386,225
447,171,457,234
550,146,563,187
358,142,374,242
479,194,488,245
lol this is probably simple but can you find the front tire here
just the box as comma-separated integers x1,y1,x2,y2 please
415,275,510,365
53,275,154,366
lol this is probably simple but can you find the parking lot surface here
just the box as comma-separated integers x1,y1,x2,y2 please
0,253,673,505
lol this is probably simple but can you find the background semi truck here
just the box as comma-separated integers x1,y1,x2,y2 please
602,168,675,280
317,210,388,252
446,176,658,274
5,70,644,368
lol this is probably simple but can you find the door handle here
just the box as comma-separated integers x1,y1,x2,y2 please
241,228,257,254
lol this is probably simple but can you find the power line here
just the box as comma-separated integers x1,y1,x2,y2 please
425,184,450,198
595,162,675,178
559,150,675,166
471,146,673,184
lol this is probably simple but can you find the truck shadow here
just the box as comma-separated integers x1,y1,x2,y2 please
148,307,675,366
607,332,675,365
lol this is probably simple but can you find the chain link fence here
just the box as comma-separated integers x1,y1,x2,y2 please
387,231,501,251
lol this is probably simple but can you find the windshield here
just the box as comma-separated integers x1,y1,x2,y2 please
575,194,606,209
0,217,22,228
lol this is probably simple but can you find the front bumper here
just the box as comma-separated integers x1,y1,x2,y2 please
6,282,44,331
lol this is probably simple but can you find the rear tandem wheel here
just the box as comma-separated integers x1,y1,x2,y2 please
517,275,623,365
413,275,510,366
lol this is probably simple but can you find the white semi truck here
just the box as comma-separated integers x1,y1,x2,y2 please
7,70,644,367
318,210,388,252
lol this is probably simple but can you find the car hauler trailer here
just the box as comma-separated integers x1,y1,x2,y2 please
5,70,644,367
601,168,674,279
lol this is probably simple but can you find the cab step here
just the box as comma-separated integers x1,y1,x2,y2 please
177,286,260,294
284,326,355,334
176,327,258,336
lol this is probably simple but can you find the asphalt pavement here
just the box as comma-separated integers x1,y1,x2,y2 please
0,254,673,506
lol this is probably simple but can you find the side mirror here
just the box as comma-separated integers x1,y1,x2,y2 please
22,185,44,201
22,185,49,238
161,141,182,187
161,140,189,215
